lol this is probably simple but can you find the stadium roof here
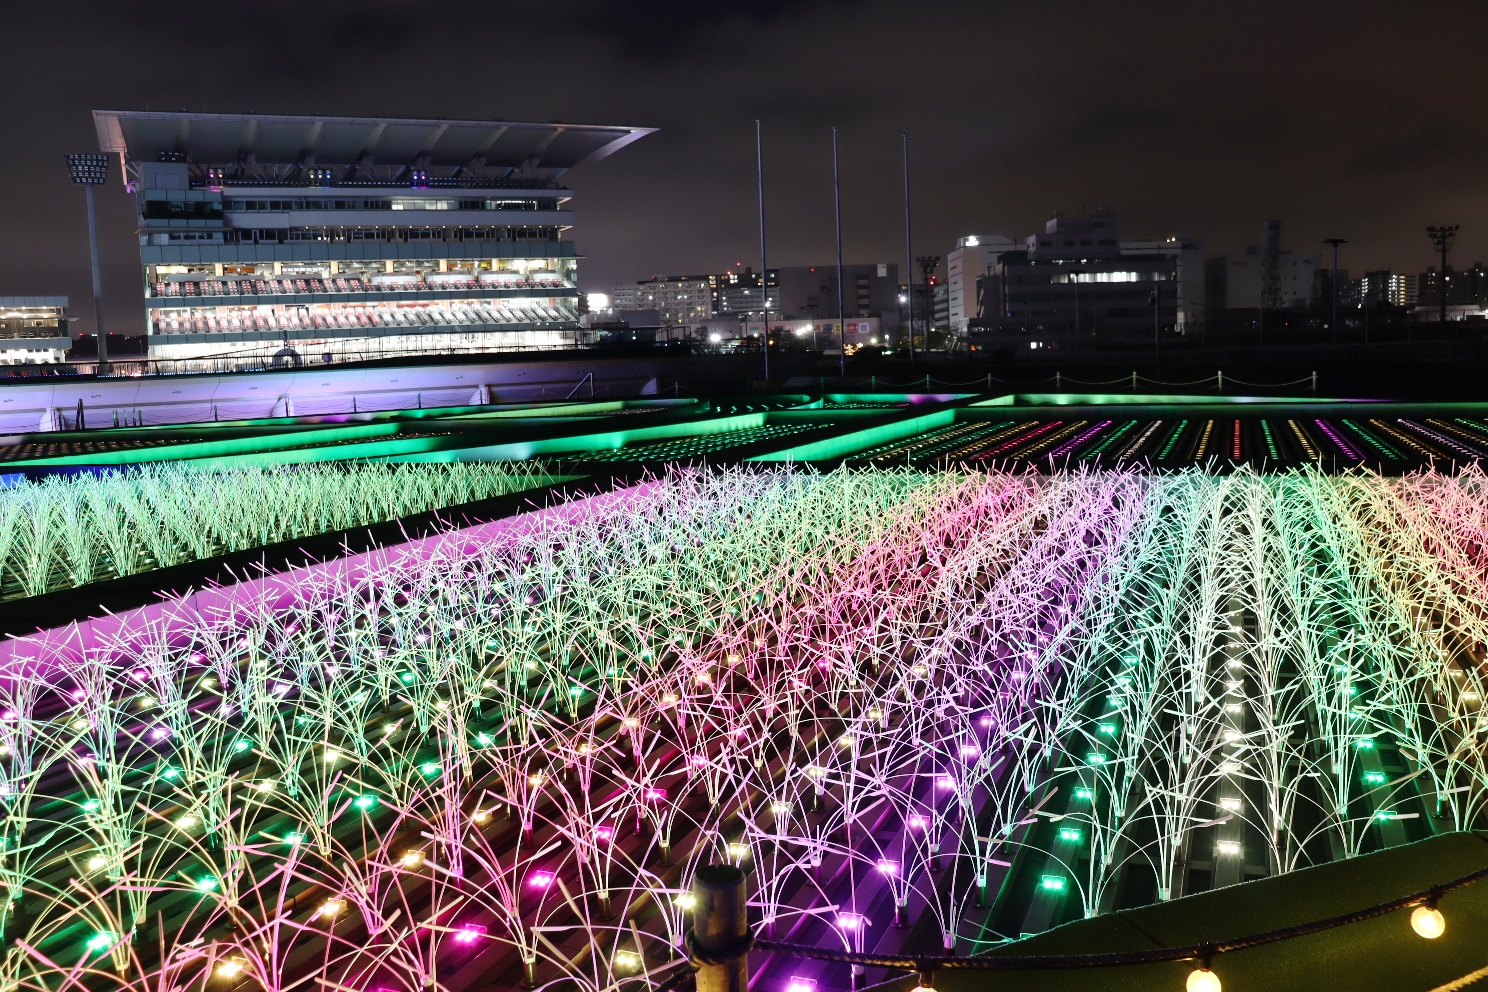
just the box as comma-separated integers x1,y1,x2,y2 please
92,110,654,177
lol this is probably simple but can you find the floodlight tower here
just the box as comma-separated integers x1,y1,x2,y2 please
66,153,111,374
1426,225,1460,328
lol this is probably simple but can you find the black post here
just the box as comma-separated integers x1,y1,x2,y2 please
1323,238,1347,345
902,134,915,364
1150,287,1161,379
756,120,770,382
690,864,749,992
833,127,846,377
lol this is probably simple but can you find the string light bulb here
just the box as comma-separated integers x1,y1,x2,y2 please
1411,904,1445,939
1187,967,1221,992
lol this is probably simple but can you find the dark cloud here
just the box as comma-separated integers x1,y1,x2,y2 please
2,0,1486,335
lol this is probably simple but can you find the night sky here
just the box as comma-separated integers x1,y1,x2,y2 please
3,0,1485,334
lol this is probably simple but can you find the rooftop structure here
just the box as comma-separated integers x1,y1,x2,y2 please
93,111,654,363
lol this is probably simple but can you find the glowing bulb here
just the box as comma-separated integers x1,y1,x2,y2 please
675,892,696,910
318,898,343,918
614,949,641,971
728,842,749,860
1411,905,1445,939
216,960,244,979
1187,967,1221,992
87,855,107,871
401,850,424,868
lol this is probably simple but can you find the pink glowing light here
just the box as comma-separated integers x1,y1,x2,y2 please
936,776,955,789
595,825,615,844
836,913,864,931
645,788,666,801
454,924,487,944
528,871,554,890
908,815,927,830
785,978,817,992
877,859,899,875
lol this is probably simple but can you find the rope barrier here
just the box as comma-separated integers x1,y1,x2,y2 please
748,859,1488,973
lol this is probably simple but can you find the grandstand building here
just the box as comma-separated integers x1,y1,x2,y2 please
92,111,653,363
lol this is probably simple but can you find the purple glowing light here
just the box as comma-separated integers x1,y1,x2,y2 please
877,859,899,875
836,913,864,931
908,815,927,830
785,978,817,992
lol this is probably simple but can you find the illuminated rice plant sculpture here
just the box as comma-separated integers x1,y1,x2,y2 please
0,465,1484,992
0,462,560,600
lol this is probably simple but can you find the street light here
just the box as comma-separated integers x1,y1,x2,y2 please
66,153,111,374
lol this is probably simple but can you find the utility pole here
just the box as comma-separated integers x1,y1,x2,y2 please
916,256,941,353
902,134,915,364
1068,268,1086,355
756,120,770,382
1149,286,1161,379
1323,238,1347,346
833,127,846,376
1426,225,1460,329
66,153,112,374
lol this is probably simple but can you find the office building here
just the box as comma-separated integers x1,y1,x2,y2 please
0,297,72,364
93,110,653,362
714,268,778,316
974,211,1197,346
774,264,900,329
1205,222,1321,312
948,236,1017,335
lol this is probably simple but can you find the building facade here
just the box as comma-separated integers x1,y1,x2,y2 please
1204,223,1321,312
94,110,652,363
973,211,1198,348
0,297,72,364
633,275,713,325
948,236,1016,335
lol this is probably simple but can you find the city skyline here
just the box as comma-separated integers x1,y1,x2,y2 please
2,0,1486,336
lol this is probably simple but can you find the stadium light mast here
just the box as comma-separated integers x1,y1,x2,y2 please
1426,225,1459,328
66,153,111,374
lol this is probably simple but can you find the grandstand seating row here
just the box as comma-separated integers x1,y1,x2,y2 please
152,303,577,335
150,276,568,297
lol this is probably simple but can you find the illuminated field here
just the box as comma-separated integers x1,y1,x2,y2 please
2,466,1486,992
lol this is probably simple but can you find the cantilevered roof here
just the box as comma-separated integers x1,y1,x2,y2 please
93,111,654,173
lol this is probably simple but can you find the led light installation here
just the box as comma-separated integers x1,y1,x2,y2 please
0,466,1483,992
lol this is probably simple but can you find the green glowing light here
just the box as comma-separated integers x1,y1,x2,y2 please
194,876,218,892
1058,827,1083,842
353,795,377,811
1040,875,1068,893
1363,771,1387,785
1074,787,1094,800
419,762,441,777
85,932,117,953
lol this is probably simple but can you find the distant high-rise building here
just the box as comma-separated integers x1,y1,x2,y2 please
947,236,1016,335
633,275,714,324
1388,273,1418,308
